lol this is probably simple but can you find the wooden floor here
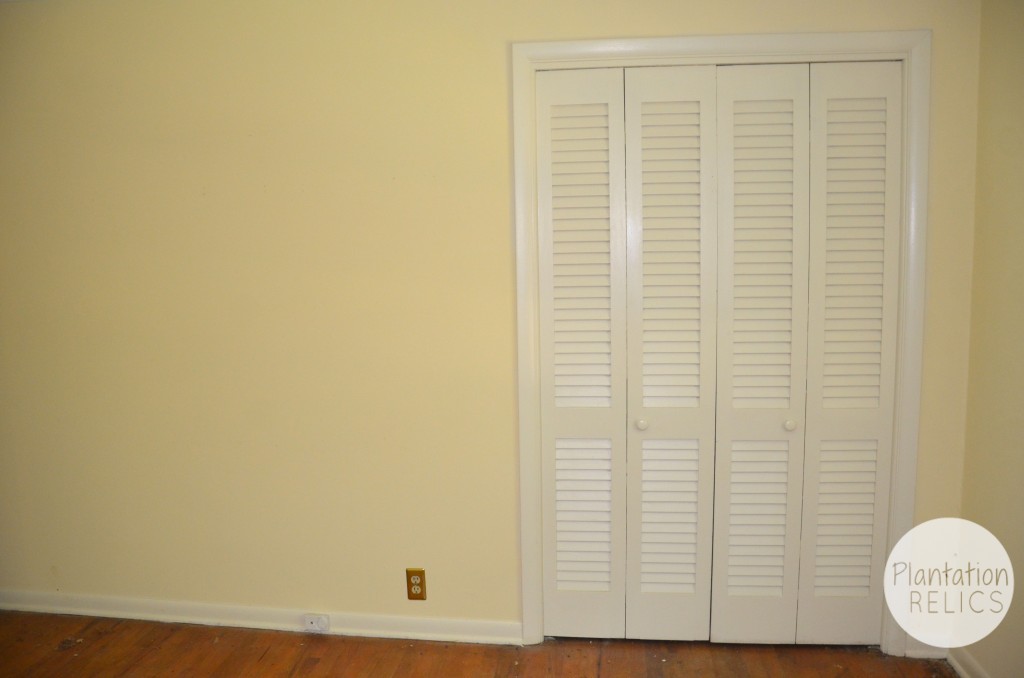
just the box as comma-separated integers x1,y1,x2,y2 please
0,611,957,677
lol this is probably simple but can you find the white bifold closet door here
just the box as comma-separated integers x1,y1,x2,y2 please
537,65,717,640
710,61,902,644
796,61,902,644
537,68,628,639
710,63,810,643
536,61,901,644
623,67,718,641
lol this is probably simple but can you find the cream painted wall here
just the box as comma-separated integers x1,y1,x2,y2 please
959,0,1024,675
0,1,979,626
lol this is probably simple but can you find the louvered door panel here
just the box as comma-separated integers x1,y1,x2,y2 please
550,97,614,408
726,441,789,596
618,65,716,643
637,96,703,409
624,66,716,640
731,98,797,409
819,91,888,410
811,440,878,597
538,68,627,638
797,61,901,644
555,439,613,591
711,64,809,644
639,439,699,593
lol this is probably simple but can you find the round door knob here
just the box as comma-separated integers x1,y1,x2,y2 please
784,419,798,432
635,419,649,431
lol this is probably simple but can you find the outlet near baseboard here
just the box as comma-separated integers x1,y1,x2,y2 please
302,614,330,633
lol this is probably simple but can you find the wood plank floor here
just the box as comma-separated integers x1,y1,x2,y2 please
0,611,958,677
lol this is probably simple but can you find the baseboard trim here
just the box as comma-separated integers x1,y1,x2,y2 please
0,590,523,646
947,647,992,678
904,636,947,660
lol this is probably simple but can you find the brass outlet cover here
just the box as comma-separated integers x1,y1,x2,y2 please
406,568,426,600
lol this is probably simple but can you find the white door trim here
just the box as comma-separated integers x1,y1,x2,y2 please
512,30,931,652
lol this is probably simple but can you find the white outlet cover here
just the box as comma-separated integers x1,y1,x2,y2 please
302,614,330,633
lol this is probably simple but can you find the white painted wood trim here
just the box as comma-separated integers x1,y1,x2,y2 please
513,40,545,647
890,636,947,663
947,647,992,678
0,590,523,646
904,638,948,660
514,30,931,649
880,31,931,657
513,31,932,69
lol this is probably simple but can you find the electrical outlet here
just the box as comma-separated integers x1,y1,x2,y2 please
406,568,426,600
302,614,330,633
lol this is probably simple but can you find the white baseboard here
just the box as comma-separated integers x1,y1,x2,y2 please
0,590,523,646
904,636,948,660
947,647,992,678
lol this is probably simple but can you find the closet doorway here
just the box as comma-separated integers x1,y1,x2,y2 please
513,31,931,652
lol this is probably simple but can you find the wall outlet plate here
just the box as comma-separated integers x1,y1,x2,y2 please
406,568,426,600
302,613,330,633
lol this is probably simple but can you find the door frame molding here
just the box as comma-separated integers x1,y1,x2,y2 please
512,30,931,654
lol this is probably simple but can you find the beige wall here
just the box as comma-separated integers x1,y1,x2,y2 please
959,0,1024,675
0,1,980,626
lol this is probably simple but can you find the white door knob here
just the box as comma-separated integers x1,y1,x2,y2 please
635,419,649,431
784,419,798,432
